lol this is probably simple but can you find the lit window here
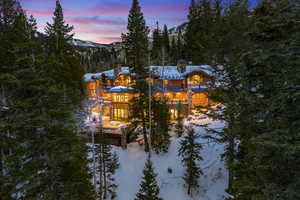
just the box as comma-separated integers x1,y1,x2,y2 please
113,95,129,102
170,108,178,120
191,75,202,86
112,108,128,120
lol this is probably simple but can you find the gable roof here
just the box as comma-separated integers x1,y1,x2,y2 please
84,65,213,82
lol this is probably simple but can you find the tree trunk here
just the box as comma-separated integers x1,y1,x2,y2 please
103,147,107,199
99,146,103,200
142,118,150,153
227,135,235,194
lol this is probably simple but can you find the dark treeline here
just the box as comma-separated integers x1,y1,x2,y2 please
183,0,300,199
0,0,95,199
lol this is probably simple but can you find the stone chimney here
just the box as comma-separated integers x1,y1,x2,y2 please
177,60,187,73
114,63,121,76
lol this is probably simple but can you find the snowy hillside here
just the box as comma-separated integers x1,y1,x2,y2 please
169,23,188,36
112,117,229,200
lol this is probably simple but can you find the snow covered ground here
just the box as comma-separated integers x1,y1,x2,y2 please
111,116,229,200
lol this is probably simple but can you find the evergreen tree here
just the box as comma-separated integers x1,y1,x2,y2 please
204,0,300,199
151,98,171,153
230,1,300,199
162,24,170,53
203,0,251,194
170,36,177,65
45,0,85,99
175,101,185,137
185,0,220,64
151,22,162,65
95,133,120,200
45,0,73,53
178,127,203,196
0,1,31,197
161,24,170,64
122,0,149,75
135,158,163,200
122,0,150,152
0,0,94,198
177,29,184,60
185,0,200,63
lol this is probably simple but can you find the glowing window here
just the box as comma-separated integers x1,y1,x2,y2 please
113,95,129,102
170,108,178,120
191,75,202,86
113,108,128,120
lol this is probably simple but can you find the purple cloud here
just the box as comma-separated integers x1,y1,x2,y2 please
69,16,126,26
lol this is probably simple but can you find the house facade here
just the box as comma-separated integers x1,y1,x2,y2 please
85,63,213,122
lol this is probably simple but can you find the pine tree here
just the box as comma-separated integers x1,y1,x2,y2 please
45,0,85,100
185,0,219,64
229,1,300,199
122,0,150,152
122,0,149,75
151,21,162,65
170,36,177,65
0,1,31,197
177,29,184,60
151,98,171,154
45,0,73,53
178,127,203,196
202,0,251,194
161,24,170,64
162,24,170,53
204,0,300,199
95,133,120,200
135,158,163,200
0,1,97,199
185,0,200,63
175,101,185,137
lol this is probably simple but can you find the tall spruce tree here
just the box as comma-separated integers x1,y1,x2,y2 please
185,0,199,63
122,0,149,74
177,29,184,61
95,134,119,200
122,0,151,152
185,0,218,64
230,1,300,199
170,36,177,65
0,0,94,198
205,0,300,199
135,158,163,200
161,24,170,64
175,101,185,137
203,0,251,194
178,127,203,196
151,98,171,154
0,1,35,197
151,22,162,65
162,24,170,53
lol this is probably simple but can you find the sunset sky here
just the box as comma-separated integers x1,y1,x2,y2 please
19,0,256,44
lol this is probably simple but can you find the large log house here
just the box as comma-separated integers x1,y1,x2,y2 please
85,62,213,122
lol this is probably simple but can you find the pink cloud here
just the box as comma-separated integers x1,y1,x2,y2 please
93,37,122,44
73,25,123,36
25,2,186,19
25,9,52,17
69,16,125,26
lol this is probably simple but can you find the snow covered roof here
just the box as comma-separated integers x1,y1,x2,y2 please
108,86,134,93
84,67,129,82
150,65,213,80
84,65,214,82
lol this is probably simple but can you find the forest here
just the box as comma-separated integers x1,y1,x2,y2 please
0,0,299,199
